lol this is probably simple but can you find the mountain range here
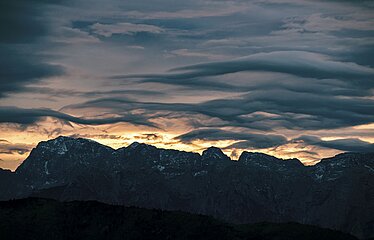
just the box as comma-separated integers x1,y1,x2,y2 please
0,136,373,239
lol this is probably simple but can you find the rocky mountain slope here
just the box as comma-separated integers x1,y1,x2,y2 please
1,136,373,239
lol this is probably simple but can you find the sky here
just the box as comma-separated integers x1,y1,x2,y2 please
0,0,374,170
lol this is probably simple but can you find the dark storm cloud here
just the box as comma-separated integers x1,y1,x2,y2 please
0,0,65,97
0,106,158,128
295,135,374,152
175,128,287,149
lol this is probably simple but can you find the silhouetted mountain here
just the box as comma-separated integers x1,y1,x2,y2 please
1,136,373,239
0,198,358,240
0,169,14,201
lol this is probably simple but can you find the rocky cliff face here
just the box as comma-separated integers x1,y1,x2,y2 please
1,136,373,239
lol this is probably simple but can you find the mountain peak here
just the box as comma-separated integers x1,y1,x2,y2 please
35,136,108,155
318,152,374,168
202,147,230,161
125,142,158,153
16,136,115,188
127,141,141,149
126,141,155,150
55,135,74,141
238,151,304,169
39,135,91,146
239,151,275,161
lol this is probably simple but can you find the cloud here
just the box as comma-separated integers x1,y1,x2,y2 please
0,0,64,44
0,141,33,155
0,0,65,97
63,88,374,131
91,22,164,37
117,1,250,21
175,128,287,149
199,91,374,130
0,47,64,98
68,133,130,141
168,49,227,60
103,50,374,132
294,135,374,152
114,51,374,88
1,0,373,161
276,13,374,34
123,5,248,20
52,27,100,44
0,106,158,128
135,133,163,141
24,87,165,99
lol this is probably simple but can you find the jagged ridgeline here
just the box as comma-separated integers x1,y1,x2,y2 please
0,136,373,239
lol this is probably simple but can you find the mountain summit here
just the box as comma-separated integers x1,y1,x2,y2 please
0,136,373,239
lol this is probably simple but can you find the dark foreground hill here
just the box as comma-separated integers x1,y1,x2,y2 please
1,136,373,238
0,198,358,240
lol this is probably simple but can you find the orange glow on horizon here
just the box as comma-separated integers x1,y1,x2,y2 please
2,119,372,171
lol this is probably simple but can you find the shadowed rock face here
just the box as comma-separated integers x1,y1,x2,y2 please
1,136,373,239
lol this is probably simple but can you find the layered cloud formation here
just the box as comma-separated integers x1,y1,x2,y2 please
0,0,373,169
0,1,65,97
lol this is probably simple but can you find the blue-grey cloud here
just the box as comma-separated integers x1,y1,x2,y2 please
0,0,65,97
176,128,287,149
0,0,64,43
64,87,374,131
91,22,164,37
0,47,64,97
113,51,374,88
0,106,158,128
24,87,165,99
294,135,374,152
